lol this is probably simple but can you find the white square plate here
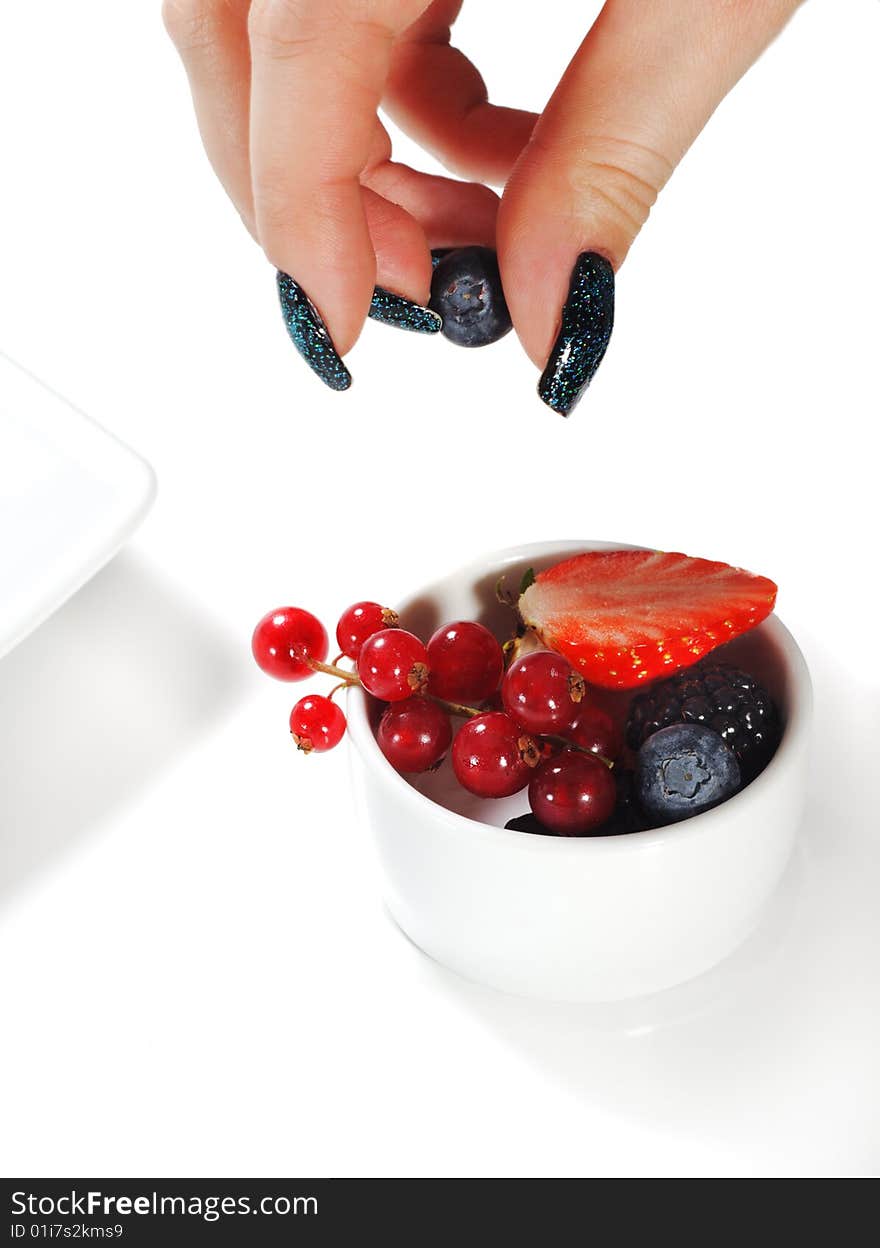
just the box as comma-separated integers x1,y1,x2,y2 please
0,351,156,661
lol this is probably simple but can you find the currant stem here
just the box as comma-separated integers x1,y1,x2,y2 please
305,655,483,717
430,696,484,718
306,656,359,683
304,656,613,766
544,734,615,768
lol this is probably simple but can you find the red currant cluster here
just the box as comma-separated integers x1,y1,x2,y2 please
251,601,625,836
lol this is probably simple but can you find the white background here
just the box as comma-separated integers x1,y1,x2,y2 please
1,0,878,1178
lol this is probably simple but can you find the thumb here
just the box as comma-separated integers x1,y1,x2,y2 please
498,0,801,415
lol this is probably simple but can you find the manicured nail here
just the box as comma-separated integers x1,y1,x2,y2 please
538,252,614,416
276,271,352,392
368,287,442,334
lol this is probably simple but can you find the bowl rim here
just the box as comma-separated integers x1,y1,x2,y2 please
346,539,812,856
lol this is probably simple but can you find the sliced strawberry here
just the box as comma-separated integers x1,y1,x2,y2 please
519,550,777,690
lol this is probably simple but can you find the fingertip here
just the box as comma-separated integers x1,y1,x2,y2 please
265,252,374,359
362,186,433,306
497,145,626,373
256,177,377,357
275,269,355,392
536,252,615,417
364,160,501,251
454,180,502,248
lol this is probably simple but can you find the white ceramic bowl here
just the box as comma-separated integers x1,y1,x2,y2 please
347,541,812,1003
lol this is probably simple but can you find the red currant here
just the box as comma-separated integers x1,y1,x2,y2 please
427,620,504,703
501,650,585,735
528,751,616,835
377,698,452,773
567,705,623,761
336,601,399,661
357,629,429,701
289,695,346,753
252,607,328,681
451,711,539,798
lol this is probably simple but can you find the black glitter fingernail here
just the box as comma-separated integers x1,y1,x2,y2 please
276,271,352,392
538,252,614,416
368,287,442,334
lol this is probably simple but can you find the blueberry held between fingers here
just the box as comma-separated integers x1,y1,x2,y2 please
636,724,741,825
429,247,512,347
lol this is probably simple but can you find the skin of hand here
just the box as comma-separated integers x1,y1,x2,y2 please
163,0,802,381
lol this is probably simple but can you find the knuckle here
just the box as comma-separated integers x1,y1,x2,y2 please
248,0,302,49
575,164,659,239
533,132,672,245
248,1,394,62
162,0,224,51
248,0,332,55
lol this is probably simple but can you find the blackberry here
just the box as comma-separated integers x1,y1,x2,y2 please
625,661,780,782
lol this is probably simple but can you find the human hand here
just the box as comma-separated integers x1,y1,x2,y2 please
164,0,801,411
162,0,521,389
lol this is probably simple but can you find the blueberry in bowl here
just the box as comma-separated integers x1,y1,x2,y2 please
636,723,742,825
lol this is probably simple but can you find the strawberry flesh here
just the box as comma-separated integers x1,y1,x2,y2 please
519,550,777,690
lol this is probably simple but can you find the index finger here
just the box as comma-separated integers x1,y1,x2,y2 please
247,0,429,355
